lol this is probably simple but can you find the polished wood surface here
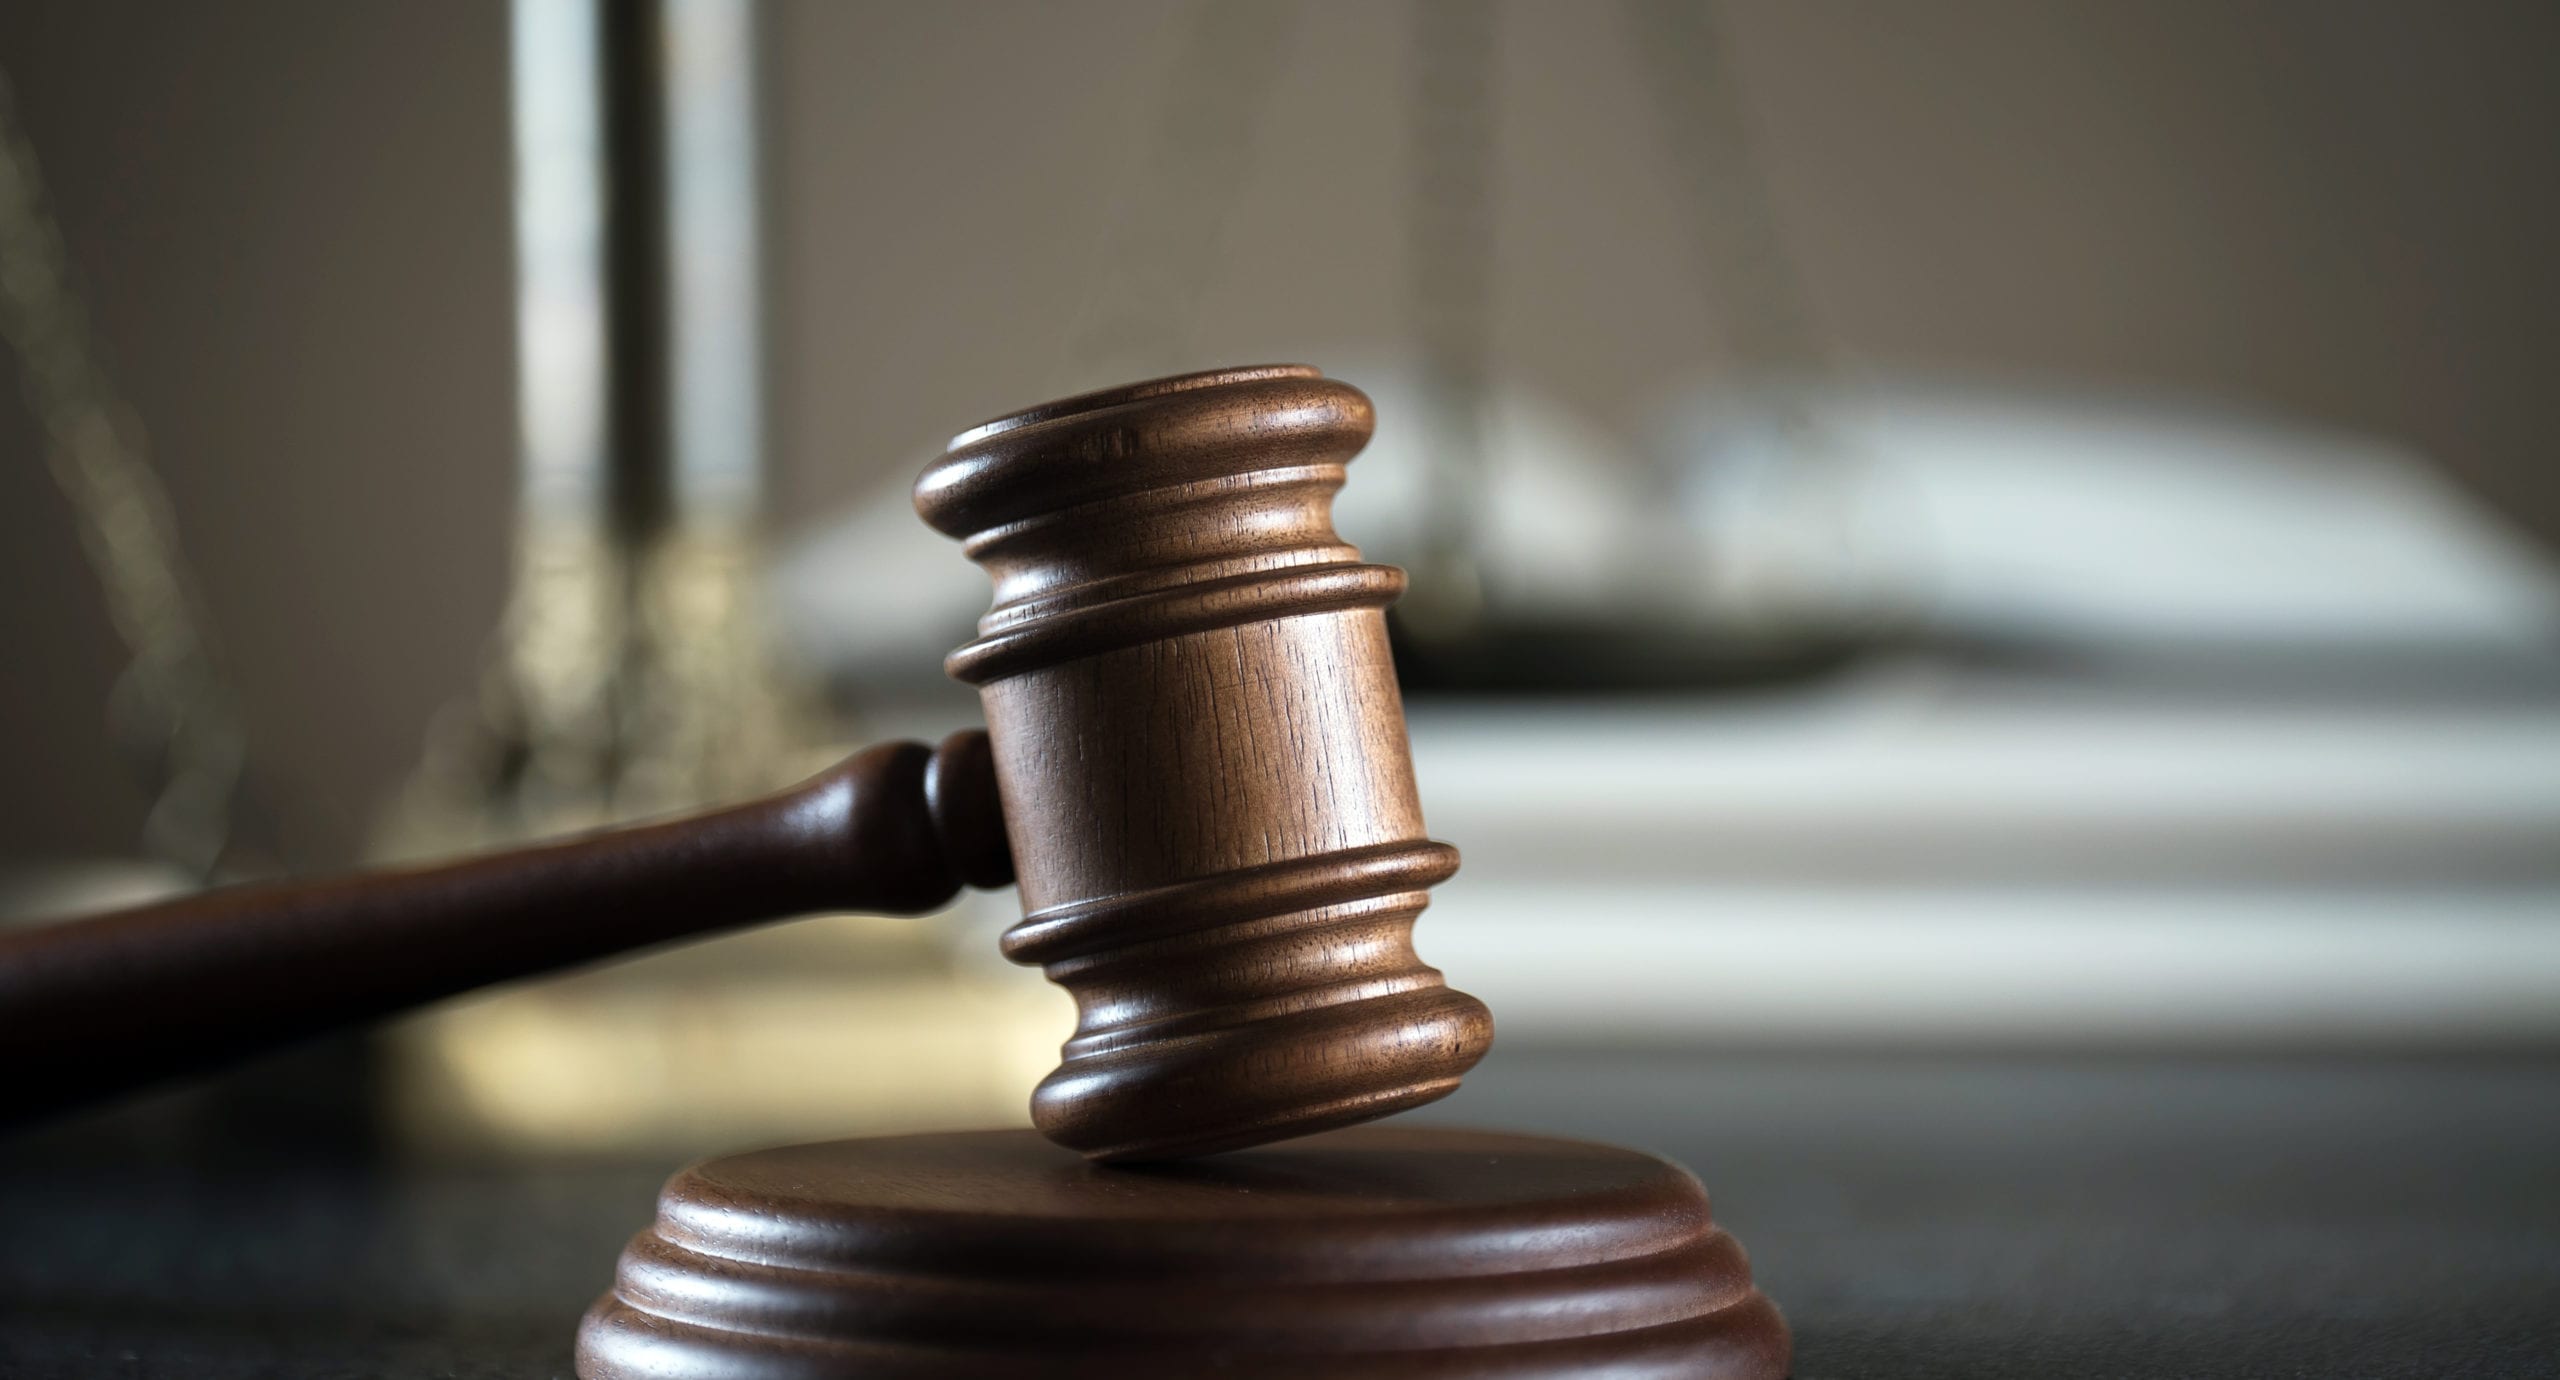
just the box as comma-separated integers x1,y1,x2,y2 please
575,1124,1790,1379
0,732,1010,1126
918,365,1494,1161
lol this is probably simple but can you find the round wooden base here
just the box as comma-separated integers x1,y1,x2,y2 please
577,1124,1789,1379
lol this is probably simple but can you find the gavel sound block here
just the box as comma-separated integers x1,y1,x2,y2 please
577,1125,1790,1379
0,365,1787,1376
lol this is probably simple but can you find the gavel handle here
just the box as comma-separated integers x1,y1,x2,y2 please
0,730,1011,1127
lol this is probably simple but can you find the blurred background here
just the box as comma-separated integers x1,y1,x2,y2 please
3,0,2556,1162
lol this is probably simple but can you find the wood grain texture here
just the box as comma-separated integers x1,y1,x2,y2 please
917,366,1495,1161
2,364,1491,1169
574,1124,1791,1379
0,732,1010,1125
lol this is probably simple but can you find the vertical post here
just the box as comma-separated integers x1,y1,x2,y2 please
597,0,675,558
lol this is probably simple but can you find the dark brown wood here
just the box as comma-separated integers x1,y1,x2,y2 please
575,1124,1791,1379
917,365,1494,1162
0,731,1010,1125
2,363,1492,1168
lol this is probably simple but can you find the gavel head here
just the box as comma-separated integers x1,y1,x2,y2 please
914,365,1493,1162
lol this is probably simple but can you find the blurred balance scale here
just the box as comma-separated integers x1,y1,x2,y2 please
0,0,1065,1156
365,0,1068,1155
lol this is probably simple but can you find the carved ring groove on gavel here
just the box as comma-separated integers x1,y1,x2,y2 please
0,365,1494,1162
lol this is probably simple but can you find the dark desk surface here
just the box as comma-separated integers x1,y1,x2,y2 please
4,1052,2556,1378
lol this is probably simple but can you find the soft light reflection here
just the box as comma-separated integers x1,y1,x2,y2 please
511,0,605,521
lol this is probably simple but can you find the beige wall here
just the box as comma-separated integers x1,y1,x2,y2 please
769,0,2560,527
0,1,514,867
4,0,2556,866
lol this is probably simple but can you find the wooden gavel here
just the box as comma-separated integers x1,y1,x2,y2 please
0,365,1495,1162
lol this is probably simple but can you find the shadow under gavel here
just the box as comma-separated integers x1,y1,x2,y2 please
0,365,1494,1162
